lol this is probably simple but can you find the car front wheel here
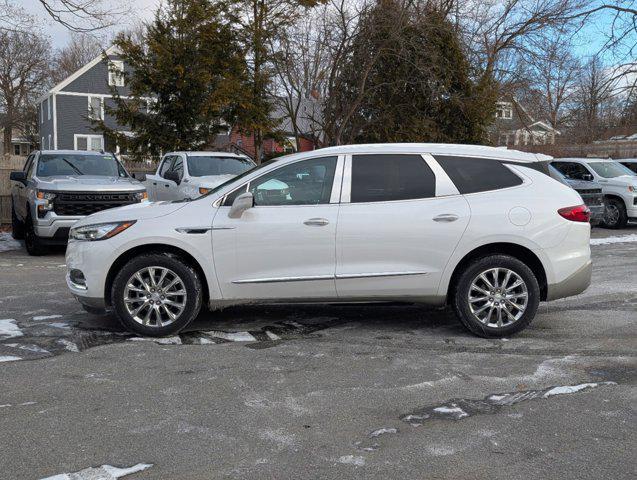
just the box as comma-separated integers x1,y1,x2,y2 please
24,213,47,256
11,204,25,240
602,198,628,229
111,253,203,336
452,255,540,338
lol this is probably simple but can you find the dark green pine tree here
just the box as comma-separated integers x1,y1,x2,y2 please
335,0,493,145
94,0,247,160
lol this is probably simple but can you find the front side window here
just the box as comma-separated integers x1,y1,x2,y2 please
434,156,523,194
171,156,184,181
159,156,174,177
249,156,337,206
36,153,126,177
187,155,254,177
587,161,636,178
351,154,435,203
551,162,591,180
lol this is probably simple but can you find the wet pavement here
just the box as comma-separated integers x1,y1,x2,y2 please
1,227,636,479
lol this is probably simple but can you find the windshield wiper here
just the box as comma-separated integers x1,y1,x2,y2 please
61,158,84,175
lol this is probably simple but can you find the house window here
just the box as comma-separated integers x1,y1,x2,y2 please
108,60,125,87
88,96,104,120
14,144,21,155
498,133,510,146
495,102,512,119
283,136,297,153
74,134,104,151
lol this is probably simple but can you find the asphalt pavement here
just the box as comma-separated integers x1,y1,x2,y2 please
0,227,635,480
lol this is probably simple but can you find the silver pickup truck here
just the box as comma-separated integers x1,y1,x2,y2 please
10,150,147,255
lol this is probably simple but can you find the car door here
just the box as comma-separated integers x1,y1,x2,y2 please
150,156,174,201
212,155,343,300
335,153,470,299
13,154,35,219
164,154,185,201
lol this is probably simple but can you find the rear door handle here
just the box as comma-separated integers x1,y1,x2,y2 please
304,218,329,226
433,214,459,222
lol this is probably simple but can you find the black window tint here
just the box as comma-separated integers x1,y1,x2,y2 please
171,157,184,180
159,157,173,177
620,162,637,174
434,156,523,194
551,162,590,180
351,154,435,203
222,184,248,206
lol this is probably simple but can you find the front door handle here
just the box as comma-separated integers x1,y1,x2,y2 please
433,213,459,222
304,218,329,226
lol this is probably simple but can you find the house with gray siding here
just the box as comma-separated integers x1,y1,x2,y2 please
38,45,135,153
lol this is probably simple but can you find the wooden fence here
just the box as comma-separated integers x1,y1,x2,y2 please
1,154,27,225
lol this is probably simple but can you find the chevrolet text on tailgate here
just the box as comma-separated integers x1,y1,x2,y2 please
9,150,148,255
65,143,592,338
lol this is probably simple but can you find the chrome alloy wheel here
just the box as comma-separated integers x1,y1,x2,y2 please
123,266,187,327
604,203,620,226
468,268,528,328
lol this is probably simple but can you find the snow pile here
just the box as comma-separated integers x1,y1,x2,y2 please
0,232,21,253
543,382,616,398
590,234,637,245
40,463,152,480
0,355,21,363
0,319,23,339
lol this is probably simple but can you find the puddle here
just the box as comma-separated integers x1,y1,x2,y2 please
400,381,617,426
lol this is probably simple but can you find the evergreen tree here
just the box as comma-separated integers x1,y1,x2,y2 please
328,0,493,145
95,0,246,160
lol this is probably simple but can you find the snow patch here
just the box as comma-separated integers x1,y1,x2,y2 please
0,355,21,362
590,234,637,245
543,382,615,398
33,314,63,321
48,322,71,329
0,233,21,253
57,339,79,352
40,463,152,480
209,331,257,342
265,330,281,341
433,405,469,419
370,427,397,437
427,446,456,456
338,455,365,466
0,319,23,339
3,343,49,354
129,336,182,345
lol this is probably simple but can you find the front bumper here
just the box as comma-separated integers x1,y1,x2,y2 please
546,260,592,301
65,238,114,307
33,210,83,241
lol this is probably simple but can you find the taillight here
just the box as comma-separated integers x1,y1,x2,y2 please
558,205,591,223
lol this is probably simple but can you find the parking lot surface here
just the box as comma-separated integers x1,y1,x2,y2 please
1,227,636,479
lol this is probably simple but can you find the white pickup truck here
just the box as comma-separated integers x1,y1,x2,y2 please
145,151,256,201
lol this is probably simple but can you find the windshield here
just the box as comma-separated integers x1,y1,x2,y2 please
37,154,127,177
187,155,255,177
587,161,636,178
198,158,276,200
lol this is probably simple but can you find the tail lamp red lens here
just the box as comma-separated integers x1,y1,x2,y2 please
558,205,591,223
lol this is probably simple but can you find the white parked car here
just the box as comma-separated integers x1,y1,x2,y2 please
66,144,592,338
145,151,255,201
551,158,637,229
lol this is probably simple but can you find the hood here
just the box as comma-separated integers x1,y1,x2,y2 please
35,175,145,192
72,200,188,228
188,174,236,188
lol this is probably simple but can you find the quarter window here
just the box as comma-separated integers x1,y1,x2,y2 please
350,154,436,203
434,156,523,194
249,156,337,206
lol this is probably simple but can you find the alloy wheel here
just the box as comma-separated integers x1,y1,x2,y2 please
124,266,187,327
468,267,528,328
604,203,620,226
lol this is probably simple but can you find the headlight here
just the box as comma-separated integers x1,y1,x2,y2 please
629,186,635,193
69,221,136,241
199,187,211,195
134,191,148,202
36,190,56,217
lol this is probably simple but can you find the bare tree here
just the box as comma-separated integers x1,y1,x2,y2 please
51,32,103,84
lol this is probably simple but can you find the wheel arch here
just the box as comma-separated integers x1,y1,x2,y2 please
104,243,210,308
604,193,627,207
446,243,548,303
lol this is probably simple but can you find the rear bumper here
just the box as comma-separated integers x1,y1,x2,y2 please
546,260,592,301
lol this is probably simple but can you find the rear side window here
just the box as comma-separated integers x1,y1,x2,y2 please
434,156,523,194
351,154,435,203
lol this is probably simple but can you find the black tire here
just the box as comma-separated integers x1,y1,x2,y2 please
602,198,628,229
11,204,25,240
24,213,47,256
452,255,540,338
111,253,203,336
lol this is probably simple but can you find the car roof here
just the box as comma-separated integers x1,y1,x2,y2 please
167,151,246,158
617,158,637,162
281,143,549,164
38,150,111,156
553,157,613,163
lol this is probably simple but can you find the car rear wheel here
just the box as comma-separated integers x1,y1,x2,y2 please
111,253,203,336
452,255,540,338
11,204,25,240
602,198,627,229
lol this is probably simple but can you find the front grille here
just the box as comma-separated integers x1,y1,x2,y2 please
577,188,602,195
579,194,604,207
53,191,138,216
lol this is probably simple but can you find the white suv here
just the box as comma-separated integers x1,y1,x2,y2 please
551,158,637,229
66,144,592,338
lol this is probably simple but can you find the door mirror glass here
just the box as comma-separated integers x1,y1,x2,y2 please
228,192,254,218
10,171,27,185
164,170,180,184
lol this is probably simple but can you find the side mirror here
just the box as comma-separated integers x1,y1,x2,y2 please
132,172,147,182
10,171,27,185
228,192,254,219
164,170,181,185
